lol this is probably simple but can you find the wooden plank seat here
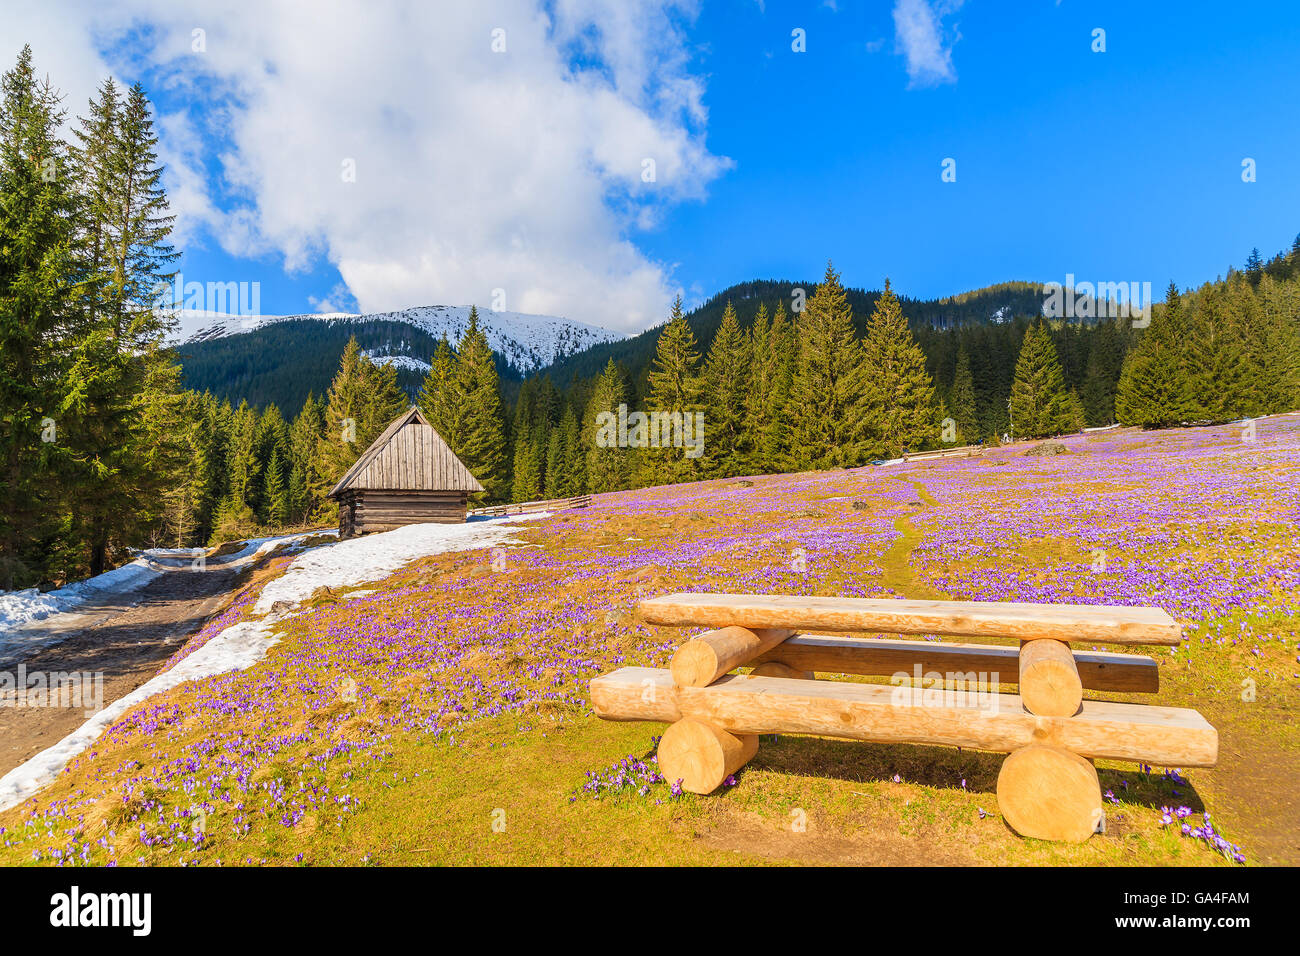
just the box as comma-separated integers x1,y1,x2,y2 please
639,592,1183,646
590,592,1216,844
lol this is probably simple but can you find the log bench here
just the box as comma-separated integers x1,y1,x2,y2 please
589,592,1218,843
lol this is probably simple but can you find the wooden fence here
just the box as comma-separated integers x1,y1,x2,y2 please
468,494,592,518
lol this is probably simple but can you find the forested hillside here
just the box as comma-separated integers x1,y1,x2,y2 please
177,318,520,413
175,279,1043,413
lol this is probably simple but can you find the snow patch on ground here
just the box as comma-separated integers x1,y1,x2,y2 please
252,515,546,614
0,560,160,641
0,532,331,665
0,617,277,812
0,517,543,812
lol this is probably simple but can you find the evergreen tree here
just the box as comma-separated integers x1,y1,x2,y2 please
746,302,774,468
511,432,541,502
1245,247,1264,285
585,359,629,492
313,337,408,507
418,334,460,442
789,262,868,468
287,392,325,523
702,301,751,475
861,278,937,456
1116,283,1200,428
558,405,585,494
1186,285,1247,422
453,308,507,499
949,346,978,442
1252,275,1300,413
0,46,80,587
543,426,565,498
645,295,703,482
263,446,289,527
1009,320,1082,439
756,300,796,470
64,76,181,572
1080,319,1125,426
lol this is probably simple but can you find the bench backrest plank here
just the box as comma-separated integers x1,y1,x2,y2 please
639,593,1182,646
752,635,1159,694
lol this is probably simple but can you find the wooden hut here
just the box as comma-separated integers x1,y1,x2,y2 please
328,407,485,537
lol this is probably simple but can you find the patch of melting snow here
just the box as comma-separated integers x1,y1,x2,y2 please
0,516,545,812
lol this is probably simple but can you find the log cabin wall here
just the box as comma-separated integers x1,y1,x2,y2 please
339,490,469,535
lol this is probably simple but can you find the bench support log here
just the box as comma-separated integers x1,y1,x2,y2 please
589,668,1218,767
658,719,758,794
1018,639,1083,716
997,744,1103,843
671,626,794,687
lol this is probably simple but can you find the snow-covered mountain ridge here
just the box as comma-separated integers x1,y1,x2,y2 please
174,304,626,373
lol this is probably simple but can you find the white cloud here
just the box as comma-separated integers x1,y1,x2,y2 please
892,0,963,88
5,1,729,332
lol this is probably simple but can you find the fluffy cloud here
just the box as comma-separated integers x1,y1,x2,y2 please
4,1,729,331
892,0,963,88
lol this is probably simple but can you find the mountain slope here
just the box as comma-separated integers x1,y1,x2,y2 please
175,306,625,412
173,280,1046,413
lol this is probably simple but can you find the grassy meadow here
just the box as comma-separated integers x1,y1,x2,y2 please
2,416,1297,867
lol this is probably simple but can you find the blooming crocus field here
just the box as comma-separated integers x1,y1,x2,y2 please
2,416,1297,867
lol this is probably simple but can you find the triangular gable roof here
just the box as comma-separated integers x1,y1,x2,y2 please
328,406,485,497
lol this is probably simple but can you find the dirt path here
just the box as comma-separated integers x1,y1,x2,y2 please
878,476,948,600
0,567,242,777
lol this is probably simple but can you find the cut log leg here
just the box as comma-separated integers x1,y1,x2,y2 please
657,718,758,794
1019,639,1083,717
748,661,814,680
671,626,794,687
997,744,1103,842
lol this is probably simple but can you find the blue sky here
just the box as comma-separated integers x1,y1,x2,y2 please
645,0,1300,306
7,1,1298,331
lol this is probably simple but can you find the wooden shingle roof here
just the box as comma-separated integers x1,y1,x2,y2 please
327,407,485,497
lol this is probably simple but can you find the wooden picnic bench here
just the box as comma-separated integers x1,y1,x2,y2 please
590,593,1218,843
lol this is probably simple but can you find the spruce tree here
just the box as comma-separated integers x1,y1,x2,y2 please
65,77,181,572
418,334,463,449
1253,275,1300,413
511,433,541,503
585,358,629,492
264,446,289,527
702,301,751,476
1009,320,1082,439
1116,283,1200,428
558,405,584,494
949,346,978,443
312,338,406,503
861,278,937,456
789,261,868,468
645,295,702,483
543,427,564,498
288,392,325,523
1080,320,1125,426
746,302,773,469
0,46,80,587
453,308,507,499
757,299,796,470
